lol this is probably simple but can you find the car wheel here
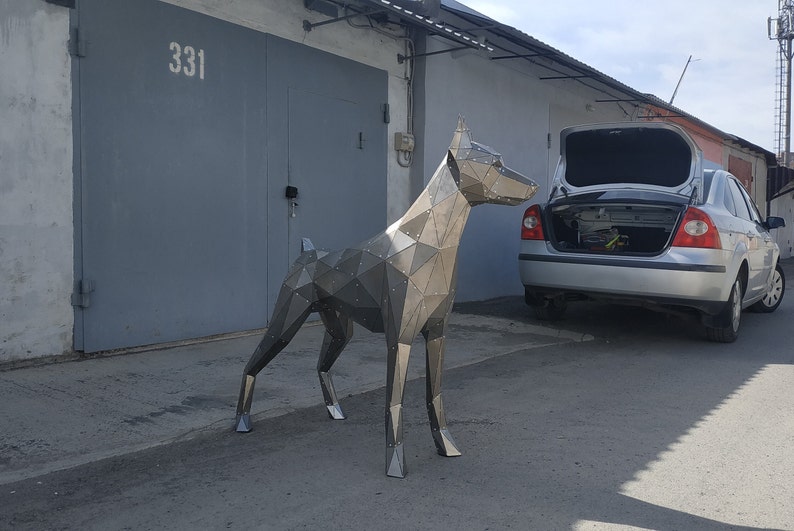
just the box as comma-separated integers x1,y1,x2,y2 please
534,297,567,321
750,263,785,313
705,277,742,343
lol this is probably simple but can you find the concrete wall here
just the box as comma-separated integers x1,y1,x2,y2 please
0,1,74,361
415,36,632,301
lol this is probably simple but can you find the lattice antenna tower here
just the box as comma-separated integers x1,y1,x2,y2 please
770,0,794,165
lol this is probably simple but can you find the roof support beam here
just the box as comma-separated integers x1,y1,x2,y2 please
539,74,593,80
595,98,646,102
398,44,473,63
490,52,556,60
303,9,386,32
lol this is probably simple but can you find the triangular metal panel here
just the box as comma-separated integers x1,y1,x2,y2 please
387,244,418,276
425,173,442,203
293,281,317,301
386,445,405,478
282,294,311,332
363,233,394,259
357,261,388,304
482,165,502,188
418,210,441,247
433,171,461,203
409,254,439,294
314,268,348,296
423,293,451,319
441,214,467,248
357,250,386,277
354,306,384,332
408,189,434,215
397,210,431,239
430,193,458,245
387,230,418,258
410,242,439,275
334,250,363,276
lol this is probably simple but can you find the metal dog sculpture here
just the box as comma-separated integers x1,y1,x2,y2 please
234,118,538,477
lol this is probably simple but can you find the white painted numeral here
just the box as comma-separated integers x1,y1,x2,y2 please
183,46,195,76
169,41,182,74
169,41,205,80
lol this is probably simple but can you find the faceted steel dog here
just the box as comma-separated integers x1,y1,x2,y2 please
234,118,538,477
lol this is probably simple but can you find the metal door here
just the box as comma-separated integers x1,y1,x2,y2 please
286,89,387,255
265,36,388,288
76,0,271,351
75,3,388,352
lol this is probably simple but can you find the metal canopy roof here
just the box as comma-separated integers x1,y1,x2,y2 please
342,0,660,118
308,0,772,157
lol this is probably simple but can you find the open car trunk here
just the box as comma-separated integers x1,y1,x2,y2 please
547,199,687,255
545,122,703,256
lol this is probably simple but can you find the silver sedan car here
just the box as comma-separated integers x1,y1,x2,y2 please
518,122,786,342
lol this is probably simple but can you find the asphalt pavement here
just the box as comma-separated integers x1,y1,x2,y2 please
0,259,792,530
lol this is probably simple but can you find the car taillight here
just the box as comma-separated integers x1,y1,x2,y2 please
671,207,721,249
521,204,545,240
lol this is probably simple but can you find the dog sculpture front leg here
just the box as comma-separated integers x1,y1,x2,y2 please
385,339,412,478
317,308,353,420
423,317,461,457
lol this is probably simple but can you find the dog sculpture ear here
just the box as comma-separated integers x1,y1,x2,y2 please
449,115,473,158
446,150,461,185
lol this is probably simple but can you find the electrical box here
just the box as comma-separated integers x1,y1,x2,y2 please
394,132,415,152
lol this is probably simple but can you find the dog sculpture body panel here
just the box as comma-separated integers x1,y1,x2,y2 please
235,118,538,477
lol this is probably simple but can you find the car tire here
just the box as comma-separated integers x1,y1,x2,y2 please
705,277,742,343
534,297,567,321
750,263,785,313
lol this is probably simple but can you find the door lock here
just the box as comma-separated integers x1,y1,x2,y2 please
286,186,299,218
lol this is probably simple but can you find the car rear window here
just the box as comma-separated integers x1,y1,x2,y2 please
564,127,692,188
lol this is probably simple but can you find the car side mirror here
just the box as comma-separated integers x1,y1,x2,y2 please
765,216,786,229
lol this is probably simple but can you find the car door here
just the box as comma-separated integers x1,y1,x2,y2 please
737,180,778,292
727,178,770,299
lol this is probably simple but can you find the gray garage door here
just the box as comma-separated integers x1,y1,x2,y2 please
267,36,388,264
75,0,387,352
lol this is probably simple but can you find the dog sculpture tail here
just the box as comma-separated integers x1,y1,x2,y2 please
301,238,315,252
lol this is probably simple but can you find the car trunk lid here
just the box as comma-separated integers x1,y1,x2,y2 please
551,122,704,203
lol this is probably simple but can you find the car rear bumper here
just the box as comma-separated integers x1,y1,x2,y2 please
518,242,733,315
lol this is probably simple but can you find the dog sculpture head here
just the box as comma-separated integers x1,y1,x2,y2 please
447,118,538,206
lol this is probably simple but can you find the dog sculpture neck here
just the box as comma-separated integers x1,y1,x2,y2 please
385,157,471,264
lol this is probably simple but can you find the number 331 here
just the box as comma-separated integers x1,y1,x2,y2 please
169,42,205,80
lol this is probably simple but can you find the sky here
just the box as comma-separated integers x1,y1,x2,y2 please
465,0,782,152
